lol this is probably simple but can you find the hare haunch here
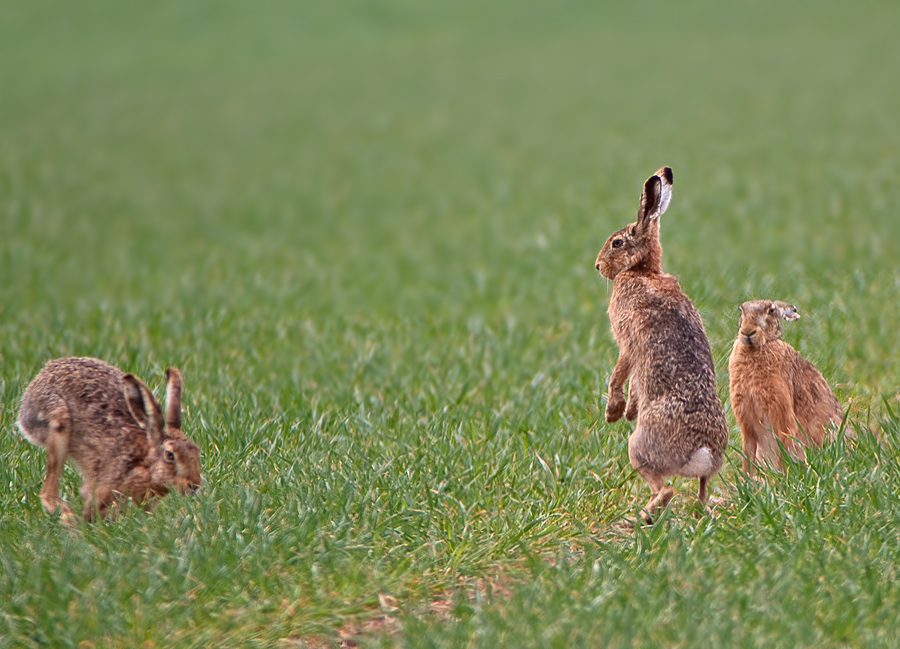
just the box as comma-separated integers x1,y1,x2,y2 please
728,300,843,473
17,357,201,523
595,167,729,522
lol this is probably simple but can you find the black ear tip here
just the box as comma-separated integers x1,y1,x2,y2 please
660,167,673,185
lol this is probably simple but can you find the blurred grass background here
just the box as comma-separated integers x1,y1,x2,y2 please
2,1,899,647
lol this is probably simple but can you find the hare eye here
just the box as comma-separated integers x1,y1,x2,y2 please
612,238,624,249
164,449,176,463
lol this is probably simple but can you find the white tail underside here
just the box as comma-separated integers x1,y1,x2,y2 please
680,446,716,477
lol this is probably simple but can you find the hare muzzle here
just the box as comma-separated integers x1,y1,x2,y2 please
177,461,202,495
177,477,202,495
740,328,761,347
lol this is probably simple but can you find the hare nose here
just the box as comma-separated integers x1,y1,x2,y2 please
595,262,601,271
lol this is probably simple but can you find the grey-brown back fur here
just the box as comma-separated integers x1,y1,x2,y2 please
595,167,729,522
17,357,201,523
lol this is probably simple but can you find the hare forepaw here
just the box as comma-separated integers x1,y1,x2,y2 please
624,397,638,421
606,395,626,423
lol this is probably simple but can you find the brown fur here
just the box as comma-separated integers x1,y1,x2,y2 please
17,357,202,524
728,300,843,473
595,167,729,523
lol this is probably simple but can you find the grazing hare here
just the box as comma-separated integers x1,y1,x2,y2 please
17,357,201,524
595,167,729,522
728,300,843,473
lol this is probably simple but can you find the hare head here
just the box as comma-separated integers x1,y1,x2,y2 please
736,300,800,349
123,368,202,496
595,166,673,279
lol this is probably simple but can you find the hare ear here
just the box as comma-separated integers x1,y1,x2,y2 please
776,302,800,321
165,367,183,431
140,383,165,446
123,374,147,428
122,374,165,445
637,166,673,229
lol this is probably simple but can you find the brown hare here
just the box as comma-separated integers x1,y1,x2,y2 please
595,167,729,523
17,357,202,524
728,300,843,473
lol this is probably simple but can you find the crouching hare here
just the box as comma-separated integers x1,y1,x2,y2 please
728,300,843,473
17,357,202,524
595,167,729,523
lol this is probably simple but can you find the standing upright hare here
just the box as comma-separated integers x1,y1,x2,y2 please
728,300,843,473
595,167,729,523
17,357,202,524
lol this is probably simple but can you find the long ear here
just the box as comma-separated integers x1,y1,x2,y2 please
165,367,183,430
123,374,148,429
636,166,673,230
122,374,165,445
775,301,800,321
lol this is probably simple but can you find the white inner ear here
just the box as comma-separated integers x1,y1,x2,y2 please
653,180,672,219
781,309,800,321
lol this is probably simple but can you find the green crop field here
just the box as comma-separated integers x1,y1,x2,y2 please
2,1,900,646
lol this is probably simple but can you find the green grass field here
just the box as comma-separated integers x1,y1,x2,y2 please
2,1,900,646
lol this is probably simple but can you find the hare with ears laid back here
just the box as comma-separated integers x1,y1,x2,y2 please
17,357,201,524
595,167,729,523
728,300,843,473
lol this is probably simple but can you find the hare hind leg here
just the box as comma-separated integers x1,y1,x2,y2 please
628,423,675,523
40,408,76,525
635,467,674,524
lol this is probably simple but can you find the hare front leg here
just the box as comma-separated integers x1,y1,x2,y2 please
742,434,759,476
606,355,632,423
771,407,805,466
81,482,116,522
625,377,639,421
733,408,761,475
749,384,801,469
